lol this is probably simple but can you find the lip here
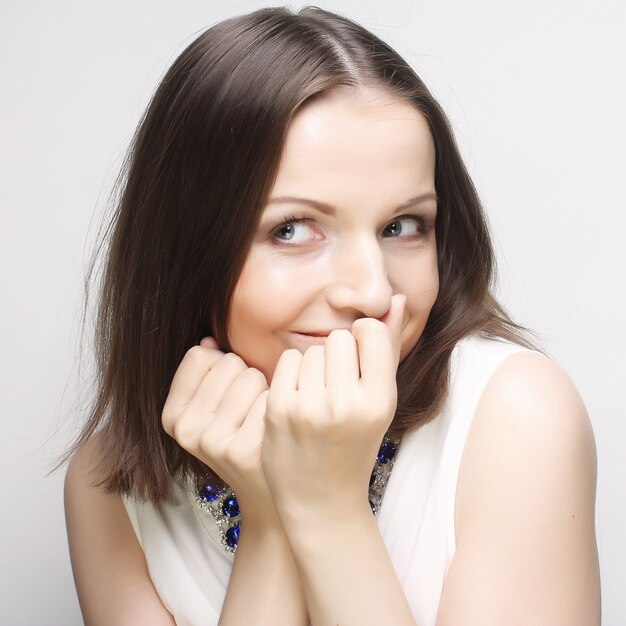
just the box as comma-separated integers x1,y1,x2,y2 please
293,328,352,336
289,331,331,350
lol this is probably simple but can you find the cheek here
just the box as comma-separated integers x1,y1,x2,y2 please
227,284,278,377
392,250,439,306
398,255,439,357
229,252,319,330
228,278,277,344
226,257,306,363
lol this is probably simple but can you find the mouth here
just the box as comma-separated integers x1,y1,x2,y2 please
289,331,331,349
293,327,352,336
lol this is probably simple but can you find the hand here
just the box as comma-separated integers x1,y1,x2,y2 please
161,338,274,519
262,294,406,527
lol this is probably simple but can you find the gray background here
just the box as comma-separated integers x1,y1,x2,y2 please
1,0,624,623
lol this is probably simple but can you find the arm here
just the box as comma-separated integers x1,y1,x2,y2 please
279,502,417,625
64,436,176,626
162,340,308,625
219,508,308,625
436,351,600,625
262,295,417,625
262,293,600,625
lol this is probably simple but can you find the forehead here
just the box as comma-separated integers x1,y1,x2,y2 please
270,89,436,205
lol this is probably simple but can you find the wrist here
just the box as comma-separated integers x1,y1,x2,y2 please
236,514,295,563
239,500,287,537
279,498,375,549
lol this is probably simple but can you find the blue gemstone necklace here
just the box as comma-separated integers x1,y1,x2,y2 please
193,436,400,555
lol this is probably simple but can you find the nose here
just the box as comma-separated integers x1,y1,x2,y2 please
324,233,393,319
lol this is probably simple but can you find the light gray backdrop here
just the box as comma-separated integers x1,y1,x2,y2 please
1,1,624,624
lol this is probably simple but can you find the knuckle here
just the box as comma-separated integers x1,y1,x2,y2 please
221,352,246,371
185,344,208,363
244,367,268,389
328,328,353,341
198,429,219,457
199,428,234,466
265,402,283,426
172,419,198,450
352,317,385,334
266,393,291,424
161,411,174,435
329,395,353,421
304,344,324,358
222,441,243,467
295,395,329,426
276,348,303,370
284,348,301,359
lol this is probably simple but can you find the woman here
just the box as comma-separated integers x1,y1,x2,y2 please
64,6,600,625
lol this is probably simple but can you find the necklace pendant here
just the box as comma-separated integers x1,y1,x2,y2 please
194,436,401,555
369,438,400,515
195,484,242,553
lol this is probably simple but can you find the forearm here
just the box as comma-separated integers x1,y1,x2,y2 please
286,505,417,626
219,517,308,626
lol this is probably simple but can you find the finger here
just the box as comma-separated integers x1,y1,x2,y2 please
268,348,301,414
324,329,359,392
351,294,406,390
162,345,225,425
379,293,406,368
238,389,268,446
298,344,325,395
189,352,248,415
200,337,220,349
212,367,268,433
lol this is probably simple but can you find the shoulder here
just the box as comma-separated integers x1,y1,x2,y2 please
457,350,597,513
64,432,119,511
468,349,595,461
65,434,175,625
64,432,108,508
65,431,102,484
438,350,600,624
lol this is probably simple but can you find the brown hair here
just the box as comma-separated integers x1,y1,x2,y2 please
63,6,534,501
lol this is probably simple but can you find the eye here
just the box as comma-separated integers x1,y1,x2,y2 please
271,215,318,245
382,215,425,238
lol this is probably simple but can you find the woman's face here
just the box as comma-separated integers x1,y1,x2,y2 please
227,88,439,381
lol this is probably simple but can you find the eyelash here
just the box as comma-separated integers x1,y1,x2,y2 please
270,213,432,245
272,214,312,240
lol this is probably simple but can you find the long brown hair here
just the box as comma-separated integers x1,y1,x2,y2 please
63,6,533,501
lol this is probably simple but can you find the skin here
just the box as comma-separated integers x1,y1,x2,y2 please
227,87,439,380
66,87,600,625
162,87,437,624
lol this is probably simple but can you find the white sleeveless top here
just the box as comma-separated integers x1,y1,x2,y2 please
123,334,530,626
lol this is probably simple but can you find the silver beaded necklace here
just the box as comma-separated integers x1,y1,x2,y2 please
192,436,400,555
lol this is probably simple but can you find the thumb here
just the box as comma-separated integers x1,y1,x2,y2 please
199,336,222,350
380,293,406,367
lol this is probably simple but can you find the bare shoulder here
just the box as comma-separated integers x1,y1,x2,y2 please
436,351,601,626
64,431,105,492
65,434,175,626
457,350,598,533
469,350,596,467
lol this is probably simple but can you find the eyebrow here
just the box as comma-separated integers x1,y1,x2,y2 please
266,192,438,216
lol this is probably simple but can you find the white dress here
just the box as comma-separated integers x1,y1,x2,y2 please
123,333,531,625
